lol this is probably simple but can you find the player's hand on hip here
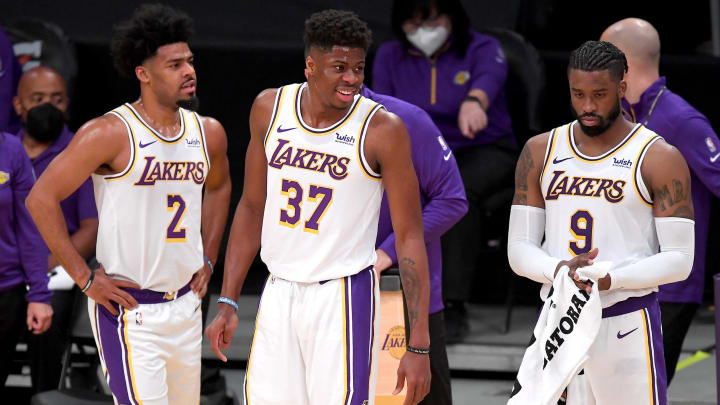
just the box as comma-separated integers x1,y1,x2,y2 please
206,305,239,362
554,248,599,294
394,351,431,405
190,262,212,298
86,266,140,316
26,302,53,334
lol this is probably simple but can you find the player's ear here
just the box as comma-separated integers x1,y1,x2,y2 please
135,65,150,84
305,56,316,80
618,79,627,98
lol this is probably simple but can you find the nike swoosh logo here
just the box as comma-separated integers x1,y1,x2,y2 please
277,125,296,133
139,140,157,148
443,152,452,161
617,327,638,339
711,153,720,163
553,156,573,164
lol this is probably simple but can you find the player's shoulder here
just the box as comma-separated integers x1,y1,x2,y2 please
366,107,406,135
77,113,128,139
250,88,280,116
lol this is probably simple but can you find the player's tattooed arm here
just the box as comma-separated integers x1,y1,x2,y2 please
643,140,694,220
399,257,420,331
512,133,549,208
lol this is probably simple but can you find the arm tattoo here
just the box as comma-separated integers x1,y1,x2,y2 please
654,176,693,219
512,143,534,204
399,257,419,332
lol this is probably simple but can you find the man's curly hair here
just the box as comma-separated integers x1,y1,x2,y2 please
303,10,372,56
111,3,194,78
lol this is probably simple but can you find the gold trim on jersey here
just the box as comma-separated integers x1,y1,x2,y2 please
292,83,362,136
191,112,211,171
539,127,560,187
641,309,656,405
105,111,138,181
356,103,383,181
632,136,662,207
568,122,642,163
264,87,285,148
123,103,188,144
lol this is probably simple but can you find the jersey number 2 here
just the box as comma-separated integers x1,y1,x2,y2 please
569,210,593,255
279,179,333,233
167,194,187,242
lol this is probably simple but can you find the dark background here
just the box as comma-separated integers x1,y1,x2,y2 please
4,0,719,303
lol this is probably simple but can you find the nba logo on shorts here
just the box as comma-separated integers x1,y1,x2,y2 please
135,312,143,325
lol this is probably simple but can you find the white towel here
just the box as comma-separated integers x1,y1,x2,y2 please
507,262,610,405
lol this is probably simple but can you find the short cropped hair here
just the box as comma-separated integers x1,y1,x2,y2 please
568,40,628,82
111,3,194,78
303,10,372,56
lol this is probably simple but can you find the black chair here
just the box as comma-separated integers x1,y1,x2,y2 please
31,292,113,405
478,27,545,333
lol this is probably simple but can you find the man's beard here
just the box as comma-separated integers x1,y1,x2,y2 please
177,95,200,111
571,98,621,137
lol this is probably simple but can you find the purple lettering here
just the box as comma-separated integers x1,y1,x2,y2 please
134,156,157,186
545,171,565,200
268,139,291,169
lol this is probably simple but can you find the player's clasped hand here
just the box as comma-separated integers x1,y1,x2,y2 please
26,302,53,335
394,351,431,405
190,262,212,298
205,305,239,362
554,248,599,294
85,266,140,316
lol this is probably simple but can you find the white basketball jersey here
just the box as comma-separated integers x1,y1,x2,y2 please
540,121,662,308
261,83,384,282
92,104,209,291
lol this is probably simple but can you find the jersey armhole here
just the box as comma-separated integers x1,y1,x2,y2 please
539,127,559,187
102,111,137,181
634,135,662,205
263,87,285,148
356,103,384,180
192,112,211,172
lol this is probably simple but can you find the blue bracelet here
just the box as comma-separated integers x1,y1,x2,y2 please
217,296,238,311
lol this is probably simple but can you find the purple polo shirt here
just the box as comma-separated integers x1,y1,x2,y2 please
372,30,513,151
0,26,22,134
0,132,51,303
363,87,468,314
18,126,97,237
622,77,720,304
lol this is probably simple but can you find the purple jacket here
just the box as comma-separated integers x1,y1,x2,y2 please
0,132,51,303
363,87,468,314
18,126,97,238
372,30,513,151
623,77,720,304
0,26,21,134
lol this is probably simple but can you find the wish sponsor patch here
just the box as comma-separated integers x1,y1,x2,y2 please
185,137,202,148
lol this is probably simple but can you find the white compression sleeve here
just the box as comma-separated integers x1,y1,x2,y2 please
507,205,561,283
608,217,695,290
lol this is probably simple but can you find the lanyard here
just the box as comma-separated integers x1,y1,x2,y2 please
641,86,666,126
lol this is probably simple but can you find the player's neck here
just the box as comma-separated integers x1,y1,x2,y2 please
134,97,181,135
575,117,636,154
300,86,350,128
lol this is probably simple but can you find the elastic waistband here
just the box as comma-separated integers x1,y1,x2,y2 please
602,292,657,318
121,281,192,304
318,265,374,285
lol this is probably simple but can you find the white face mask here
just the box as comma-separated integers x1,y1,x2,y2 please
406,26,449,58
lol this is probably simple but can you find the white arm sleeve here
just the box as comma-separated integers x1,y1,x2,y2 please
507,205,562,284
608,217,695,290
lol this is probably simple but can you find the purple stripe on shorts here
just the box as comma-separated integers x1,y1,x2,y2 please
602,292,657,318
345,266,375,405
96,302,135,404
645,301,668,405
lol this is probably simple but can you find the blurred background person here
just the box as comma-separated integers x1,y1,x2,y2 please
601,18,720,386
365,85,467,405
0,130,52,394
12,65,98,393
0,25,21,134
372,0,515,342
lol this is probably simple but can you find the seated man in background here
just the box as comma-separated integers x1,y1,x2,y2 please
12,66,98,393
601,18,720,386
364,85,468,405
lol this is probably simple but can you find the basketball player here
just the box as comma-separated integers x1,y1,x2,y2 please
25,4,231,405
507,41,694,404
205,10,431,405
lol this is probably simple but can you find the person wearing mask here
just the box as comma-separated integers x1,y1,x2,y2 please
0,130,52,393
372,0,515,342
601,18,720,385
12,66,98,393
364,85,468,405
